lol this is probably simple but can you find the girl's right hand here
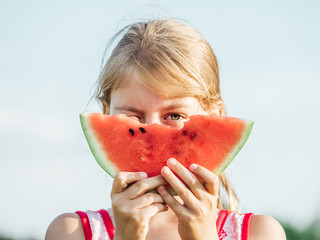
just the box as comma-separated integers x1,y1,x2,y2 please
111,172,168,240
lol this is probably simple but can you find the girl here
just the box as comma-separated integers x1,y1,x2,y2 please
46,19,286,240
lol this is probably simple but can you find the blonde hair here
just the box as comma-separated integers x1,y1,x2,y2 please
95,19,240,211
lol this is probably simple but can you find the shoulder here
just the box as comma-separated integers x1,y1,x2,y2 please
249,214,286,240
45,213,85,240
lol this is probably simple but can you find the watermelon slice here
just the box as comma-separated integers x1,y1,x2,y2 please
80,112,253,178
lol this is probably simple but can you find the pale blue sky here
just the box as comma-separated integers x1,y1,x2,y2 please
1,0,319,239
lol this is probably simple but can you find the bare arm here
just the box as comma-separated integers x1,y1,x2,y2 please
45,213,85,240
250,215,286,240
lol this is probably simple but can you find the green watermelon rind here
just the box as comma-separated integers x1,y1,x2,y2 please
80,112,120,178
214,119,254,175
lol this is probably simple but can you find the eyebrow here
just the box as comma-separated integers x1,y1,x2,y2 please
115,103,187,114
162,103,186,111
115,106,144,115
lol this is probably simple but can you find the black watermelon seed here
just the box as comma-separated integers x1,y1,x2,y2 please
139,127,146,133
189,132,197,140
182,130,188,136
129,128,135,135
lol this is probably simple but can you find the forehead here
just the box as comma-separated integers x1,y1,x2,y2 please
115,67,195,99
110,77,204,111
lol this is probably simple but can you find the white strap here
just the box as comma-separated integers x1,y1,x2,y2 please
86,210,110,240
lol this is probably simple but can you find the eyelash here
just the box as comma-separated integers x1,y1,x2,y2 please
165,113,186,121
130,115,142,120
127,113,187,122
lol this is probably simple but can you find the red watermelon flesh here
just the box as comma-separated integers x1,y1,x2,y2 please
80,112,253,178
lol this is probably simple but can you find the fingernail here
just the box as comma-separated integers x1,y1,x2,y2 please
189,164,198,171
167,158,176,166
162,166,171,175
139,172,148,178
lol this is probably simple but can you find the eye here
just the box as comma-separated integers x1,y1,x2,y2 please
128,115,142,122
165,113,186,121
170,113,181,120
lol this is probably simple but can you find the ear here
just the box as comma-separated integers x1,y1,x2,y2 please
102,101,109,114
210,101,226,116
218,100,226,116
219,106,226,116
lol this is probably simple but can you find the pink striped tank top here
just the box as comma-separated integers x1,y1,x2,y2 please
76,209,253,240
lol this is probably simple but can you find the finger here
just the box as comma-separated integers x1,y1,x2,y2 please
189,164,219,196
161,166,198,209
111,172,148,195
166,158,206,198
157,185,184,214
130,192,164,208
126,175,167,199
140,203,168,218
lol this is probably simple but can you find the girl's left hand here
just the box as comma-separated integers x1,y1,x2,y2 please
157,158,220,240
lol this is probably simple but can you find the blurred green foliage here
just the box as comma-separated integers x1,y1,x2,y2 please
0,236,37,240
281,218,320,240
0,236,13,240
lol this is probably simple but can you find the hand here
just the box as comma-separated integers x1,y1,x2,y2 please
157,158,220,240
111,172,168,240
